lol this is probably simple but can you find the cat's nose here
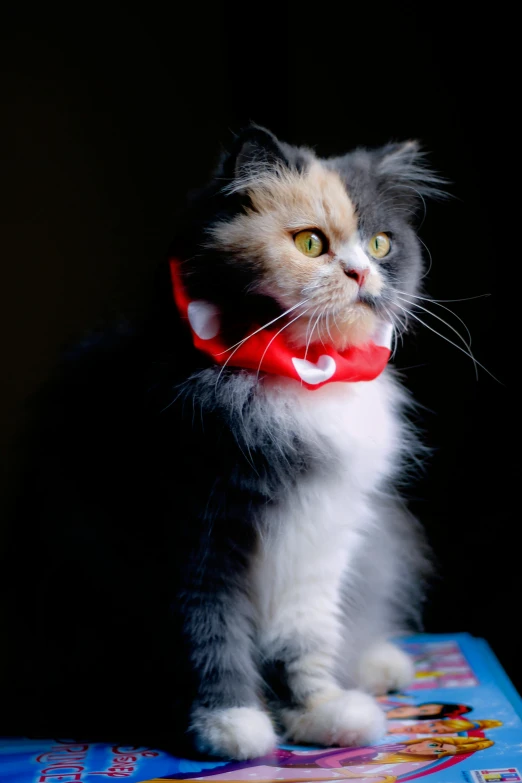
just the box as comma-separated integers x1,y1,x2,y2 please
344,266,369,287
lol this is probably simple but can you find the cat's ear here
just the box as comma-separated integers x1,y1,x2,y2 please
221,125,290,182
378,140,421,170
375,140,448,200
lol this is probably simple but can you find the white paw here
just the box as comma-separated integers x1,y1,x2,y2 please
282,689,386,747
357,641,415,695
192,706,277,759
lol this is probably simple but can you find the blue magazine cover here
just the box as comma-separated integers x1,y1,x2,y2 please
2,634,522,783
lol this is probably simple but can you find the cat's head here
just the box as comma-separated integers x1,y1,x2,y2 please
176,126,444,350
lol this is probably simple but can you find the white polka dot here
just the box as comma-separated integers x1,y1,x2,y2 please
187,300,221,340
292,355,336,384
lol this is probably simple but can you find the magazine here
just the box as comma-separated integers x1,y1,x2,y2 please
3,634,521,783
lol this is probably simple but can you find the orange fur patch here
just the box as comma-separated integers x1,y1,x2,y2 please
209,160,384,348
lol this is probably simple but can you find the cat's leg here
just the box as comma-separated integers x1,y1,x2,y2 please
257,575,386,746
338,499,427,695
182,585,277,759
166,376,281,760
253,503,386,747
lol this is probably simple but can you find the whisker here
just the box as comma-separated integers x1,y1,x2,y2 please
325,310,335,345
383,299,408,335
302,278,329,294
391,289,491,304
389,306,405,355
305,307,323,361
393,301,501,384
255,308,310,380
331,309,344,342
418,236,433,281
387,319,398,361
395,296,477,378
381,304,401,361
394,290,474,349
397,363,429,372
216,303,310,388
317,307,329,348
395,294,473,353
215,299,309,356
303,305,321,361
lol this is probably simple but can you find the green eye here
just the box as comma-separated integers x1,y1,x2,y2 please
294,230,325,258
368,232,391,259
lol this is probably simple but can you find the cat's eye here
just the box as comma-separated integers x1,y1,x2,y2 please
294,230,325,258
368,232,391,259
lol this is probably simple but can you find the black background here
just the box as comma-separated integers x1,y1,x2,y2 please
1,5,520,691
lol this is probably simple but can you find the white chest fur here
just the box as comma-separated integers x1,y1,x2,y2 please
262,370,402,502
250,372,404,650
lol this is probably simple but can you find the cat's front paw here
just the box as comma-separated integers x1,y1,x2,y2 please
281,689,385,747
191,706,277,759
357,641,415,695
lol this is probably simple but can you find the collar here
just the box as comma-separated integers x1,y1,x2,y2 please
170,259,392,390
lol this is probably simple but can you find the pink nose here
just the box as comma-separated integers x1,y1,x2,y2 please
344,267,369,287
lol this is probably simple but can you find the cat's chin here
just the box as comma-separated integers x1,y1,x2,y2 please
287,304,379,351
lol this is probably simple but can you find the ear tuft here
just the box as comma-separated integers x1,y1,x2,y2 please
377,140,449,200
220,124,290,185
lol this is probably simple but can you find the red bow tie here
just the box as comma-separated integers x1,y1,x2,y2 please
170,260,392,390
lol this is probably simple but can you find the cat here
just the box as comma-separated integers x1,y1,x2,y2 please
1,126,439,759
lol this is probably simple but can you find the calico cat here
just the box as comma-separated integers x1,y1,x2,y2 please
1,126,438,759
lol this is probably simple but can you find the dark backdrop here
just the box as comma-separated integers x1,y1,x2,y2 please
1,6,520,689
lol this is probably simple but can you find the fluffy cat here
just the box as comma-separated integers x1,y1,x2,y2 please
1,126,438,758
